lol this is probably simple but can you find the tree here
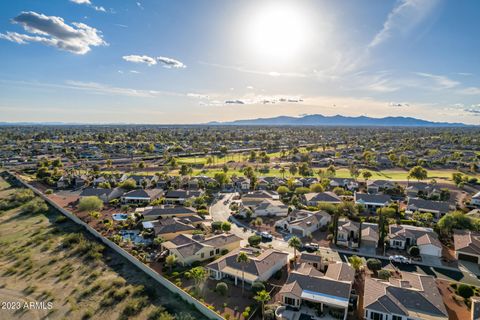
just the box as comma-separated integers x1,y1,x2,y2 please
248,235,262,246
408,166,428,181
366,258,382,273
215,282,228,296
362,170,372,183
408,246,419,257
349,164,359,180
214,172,228,187
457,284,474,299
78,196,103,212
221,221,231,232
288,236,302,265
348,255,363,274
326,165,336,177
309,183,324,193
236,252,250,295
277,186,289,195
279,166,286,179
251,281,266,294
187,267,207,294
452,172,464,186
254,290,271,320
119,178,137,190
378,269,391,280
165,254,177,272
289,164,298,177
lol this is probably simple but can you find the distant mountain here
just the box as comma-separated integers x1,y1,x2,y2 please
209,114,469,127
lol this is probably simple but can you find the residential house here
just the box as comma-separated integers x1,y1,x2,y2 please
275,209,331,237
232,177,251,192
388,225,442,257
471,298,480,320
246,199,289,218
136,206,198,221
336,218,360,248
299,253,324,271
406,197,452,219
161,233,241,266
121,189,163,205
121,174,158,188
329,178,359,191
142,217,196,240
363,272,448,320
405,182,442,199
241,190,280,206
278,262,354,320
366,180,395,194
454,229,480,264
354,193,391,212
472,192,480,207
361,222,379,249
79,187,124,203
164,189,203,205
207,248,288,286
303,192,342,206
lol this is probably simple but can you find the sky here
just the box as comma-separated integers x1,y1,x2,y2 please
0,0,479,124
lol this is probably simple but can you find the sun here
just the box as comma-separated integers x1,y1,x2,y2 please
245,2,311,63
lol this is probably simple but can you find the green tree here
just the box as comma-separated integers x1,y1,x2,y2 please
348,255,363,274
288,236,302,265
78,196,103,212
221,221,231,232
408,166,428,181
165,254,177,272
277,186,290,195
362,170,372,183
187,267,207,294
366,258,382,273
254,290,271,320
119,178,137,190
236,252,250,296
289,164,298,177
457,284,474,299
215,282,228,296
408,246,420,257
310,183,324,193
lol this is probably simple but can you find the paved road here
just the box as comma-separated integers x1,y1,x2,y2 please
210,193,293,255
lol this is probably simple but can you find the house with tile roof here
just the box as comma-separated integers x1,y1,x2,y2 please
454,229,480,264
121,188,163,205
161,233,241,266
406,197,452,220
363,272,448,320
275,209,331,237
278,262,354,320
388,225,442,257
141,217,197,240
354,192,391,212
303,192,342,206
207,248,288,286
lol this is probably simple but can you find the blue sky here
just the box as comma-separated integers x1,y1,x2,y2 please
0,0,479,124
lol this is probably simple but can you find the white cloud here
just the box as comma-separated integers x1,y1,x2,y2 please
199,62,307,78
65,81,163,97
458,87,480,95
415,72,460,89
388,102,410,107
0,11,106,54
122,55,157,66
156,56,186,68
369,0,439,48
122,54,186,68
70,0,106,12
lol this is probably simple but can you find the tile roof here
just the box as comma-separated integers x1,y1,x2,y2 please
454,229,480,256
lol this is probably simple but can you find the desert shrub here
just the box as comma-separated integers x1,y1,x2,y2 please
378,269,391,280
366,258,382,272
55,215,67,223
78,196,103,212
23,198,48,214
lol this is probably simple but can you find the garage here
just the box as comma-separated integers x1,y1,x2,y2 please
419,244,442,257
458,253,479,263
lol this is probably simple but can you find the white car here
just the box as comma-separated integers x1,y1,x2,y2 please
260,232,273,240
389,255,410,264
304,243,319,251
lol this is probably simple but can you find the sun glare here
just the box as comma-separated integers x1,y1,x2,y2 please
245,2,311,63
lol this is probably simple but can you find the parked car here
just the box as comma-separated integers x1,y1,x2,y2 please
304,243,319,251
389,255,410,264
260,232,273,240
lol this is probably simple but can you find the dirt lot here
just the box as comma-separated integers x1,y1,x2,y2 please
436,279,471,320
0,175,204,320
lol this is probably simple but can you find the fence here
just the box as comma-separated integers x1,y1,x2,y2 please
5,171,223,320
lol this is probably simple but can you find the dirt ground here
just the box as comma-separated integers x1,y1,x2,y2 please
436,279,471,320
0,176,204,320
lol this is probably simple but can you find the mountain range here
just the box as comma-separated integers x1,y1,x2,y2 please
208,114,469,127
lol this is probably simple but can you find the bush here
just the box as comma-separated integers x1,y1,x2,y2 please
216,282,228,296
457,284,474,299
220,248,229,255
78,196,103,212
248,235,262,246
377,269,391,280
55,215,67,223
212,221,223,231
45,189,53,194
366,258,382,272
23,198,48,214
408,246,420,257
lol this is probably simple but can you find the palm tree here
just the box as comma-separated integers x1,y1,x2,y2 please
236,252,250,295
165,254,177,273
187,266,207,295
348,255,363,275
288,236,302,266
254,290,271,320
280,166,286,179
